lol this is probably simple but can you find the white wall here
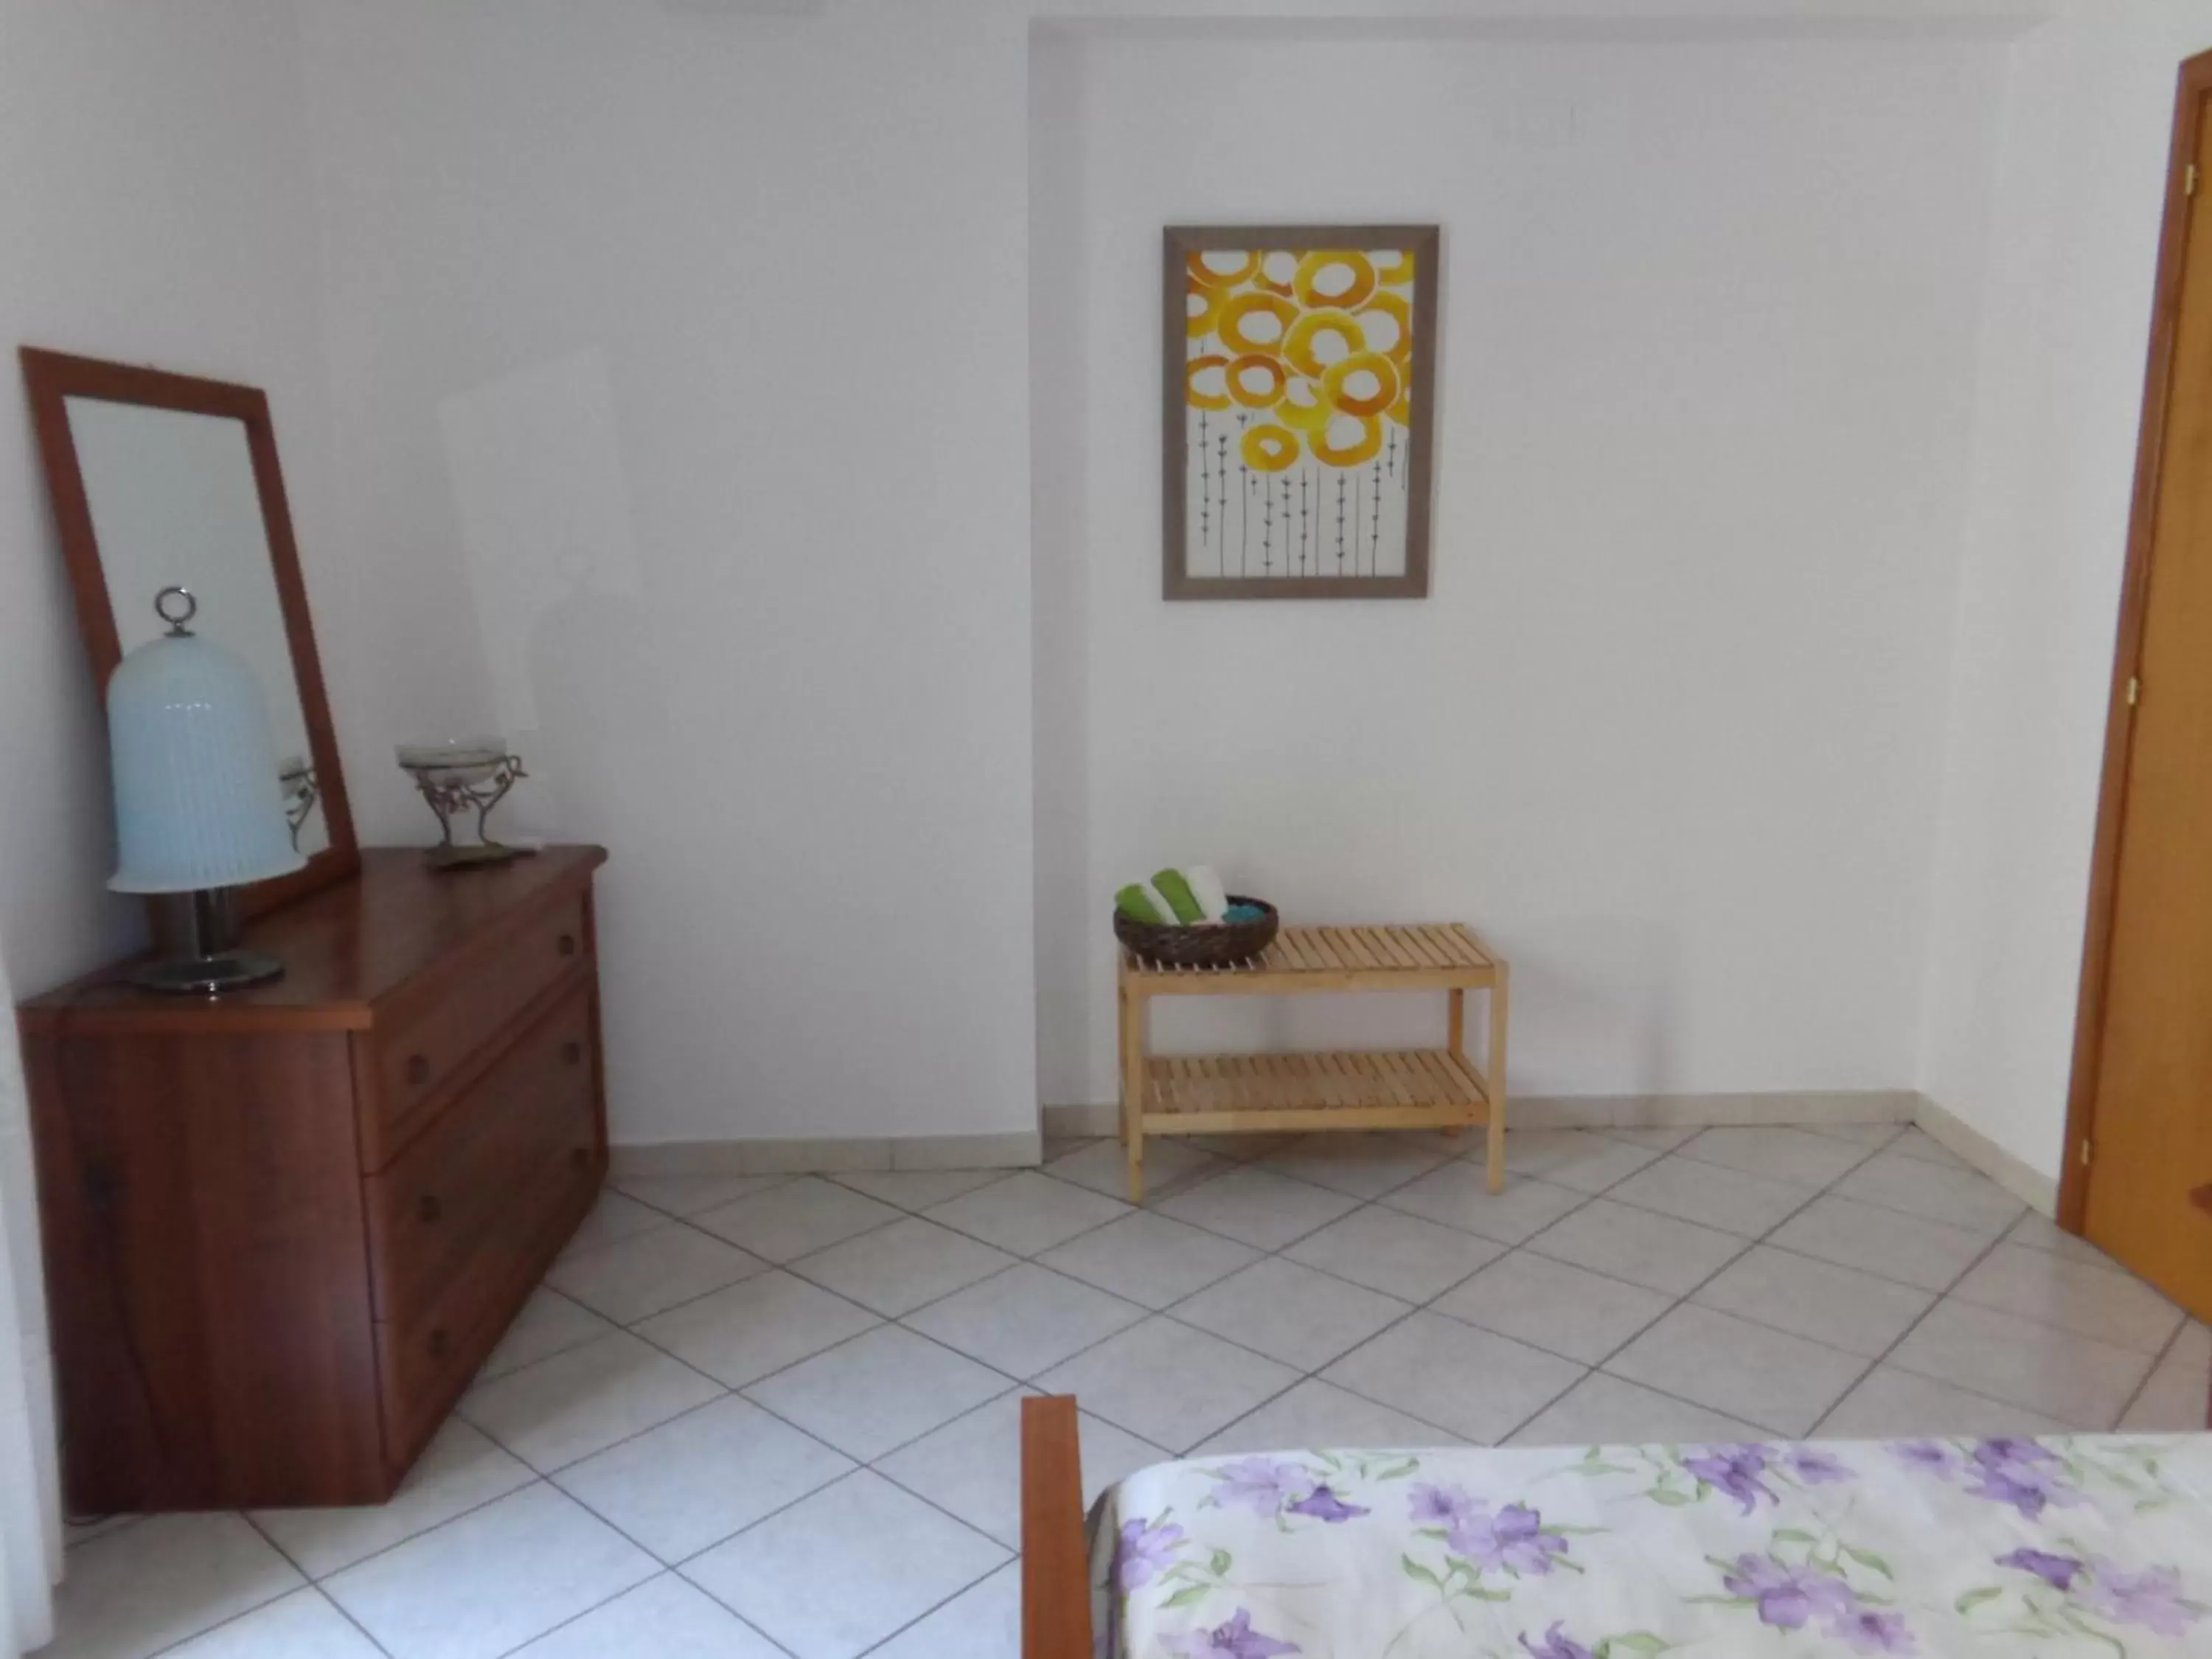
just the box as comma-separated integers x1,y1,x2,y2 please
1034,25,2007,1106
3,0,2150,1172
0,0,352,1599
0,0,351,998
295,0,1041,1144
1920,0,2212,1180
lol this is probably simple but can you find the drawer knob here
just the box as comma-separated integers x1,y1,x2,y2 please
562,1040,582,1065
417,1194,442,1224
426,1327,450,1360
406,1054,431,1087
570,1147,591,1172
557,933,578,958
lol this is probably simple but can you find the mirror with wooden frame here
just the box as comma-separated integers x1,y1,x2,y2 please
21,347,358,917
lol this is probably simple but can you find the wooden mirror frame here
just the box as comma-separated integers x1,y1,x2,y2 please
21,347,358,919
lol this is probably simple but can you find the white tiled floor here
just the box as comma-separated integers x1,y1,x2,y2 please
49,1120,2211,1659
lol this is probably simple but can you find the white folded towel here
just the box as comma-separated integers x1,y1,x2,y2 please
1184,865,1230,923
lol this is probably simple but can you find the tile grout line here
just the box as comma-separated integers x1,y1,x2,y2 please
487,1567,802,1659
1109,1127,1866,1453
1498,1127,1913,1442
654,1394,1028,1659
1177,1126,1857,1451
1602,1132,1934,1438
1128,1157,1624,1447
2101,1289,2199,1430
157,1147,2194,1659
195,1138,1979,1476
81,1125,2133,1659
1806,1220,2025,1437
1452,1135,1839,1443
1631,1126,2083,1437
1422,1141,1908,1442
659,1463,1007,1659
1637,1141,2150,1425
453,1345,1015,1659
829,1550,1015,1659
234,1514,401,1659
1180,1135,1668,1453
133,1565,370,1659
917,1141,1535,1455
1670,1127,2114,1438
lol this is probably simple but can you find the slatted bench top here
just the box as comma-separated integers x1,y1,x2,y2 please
1119,922,1500,995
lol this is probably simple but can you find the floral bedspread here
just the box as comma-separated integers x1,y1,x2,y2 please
1090,1435,2212,1657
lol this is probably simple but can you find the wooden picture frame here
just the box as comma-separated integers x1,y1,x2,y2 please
1164,223,1439,601
20,347,359,919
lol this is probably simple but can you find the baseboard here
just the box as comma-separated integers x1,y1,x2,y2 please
1913,1094,2060,1217
1514,1091,1921,1131
1042,1089,1918,1140
608,1129,1043,1180
619,1089,1934,1180
1043,1103,1121,1138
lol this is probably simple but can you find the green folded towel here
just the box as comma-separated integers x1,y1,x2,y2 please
1116,882,1172,925
1152,869,1206,925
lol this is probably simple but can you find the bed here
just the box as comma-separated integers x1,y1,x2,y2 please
1020,1397,2212,1658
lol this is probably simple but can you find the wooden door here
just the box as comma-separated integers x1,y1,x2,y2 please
2067,52,2212,1322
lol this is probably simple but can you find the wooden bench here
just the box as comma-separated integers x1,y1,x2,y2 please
1116,922,1508,1201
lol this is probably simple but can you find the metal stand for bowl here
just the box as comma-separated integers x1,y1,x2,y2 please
400,751,529,869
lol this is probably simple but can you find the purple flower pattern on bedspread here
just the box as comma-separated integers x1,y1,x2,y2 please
1720,1552,1854,1630
1208,1459,1307,1518
1999,1546,2084,1591
1787,1446,1854,1486
1114,1517,1183,1591
1461,1503,1569,1576
1962,1437,2081,1519
1829,1607,1918,1655
1163,1609,1299,1659
1516,1621,1592,1659
1284,1484,1368,1524
1683,1445,1779,1514
1089,1432,2212,1658
2081,1561,2204,1638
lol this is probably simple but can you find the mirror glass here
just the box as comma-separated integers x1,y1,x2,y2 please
63,397,328,858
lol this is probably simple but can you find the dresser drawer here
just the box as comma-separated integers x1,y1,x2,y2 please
368,887,590,1165
378,1137,598,1461
365,983,598,1327
373,998,602,1456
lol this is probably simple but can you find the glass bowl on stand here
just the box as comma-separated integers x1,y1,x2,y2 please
396,738,528,869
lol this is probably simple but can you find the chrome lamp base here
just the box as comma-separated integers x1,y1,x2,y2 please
132,887,285,995
131,949,285,995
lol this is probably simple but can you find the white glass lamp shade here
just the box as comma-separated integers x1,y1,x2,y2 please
107,629,307,894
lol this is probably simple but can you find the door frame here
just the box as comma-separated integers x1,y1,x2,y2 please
2060,48,2212,1233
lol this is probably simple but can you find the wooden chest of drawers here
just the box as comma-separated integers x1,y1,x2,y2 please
16,846,610,1512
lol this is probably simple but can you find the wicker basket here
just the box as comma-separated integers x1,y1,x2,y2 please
1113,894,1279,969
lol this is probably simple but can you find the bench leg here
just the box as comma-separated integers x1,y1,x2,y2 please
1121,988,1147,1203
1486,968,1509,1193
1115,985,1132,1148
1443,988,1467,1136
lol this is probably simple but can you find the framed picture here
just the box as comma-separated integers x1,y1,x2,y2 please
1164,223,1439,600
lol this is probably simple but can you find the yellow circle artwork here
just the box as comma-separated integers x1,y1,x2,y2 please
1184,249,1413,444
1183,245,1416,579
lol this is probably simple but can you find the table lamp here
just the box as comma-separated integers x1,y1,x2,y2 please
107,587,306,992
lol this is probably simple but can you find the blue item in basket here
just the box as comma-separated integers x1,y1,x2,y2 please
1222,902,1267,924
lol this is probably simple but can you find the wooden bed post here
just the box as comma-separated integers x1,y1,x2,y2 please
1022,1396,1094,1659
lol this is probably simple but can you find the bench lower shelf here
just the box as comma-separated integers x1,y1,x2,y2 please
1140,1048,1490,1136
